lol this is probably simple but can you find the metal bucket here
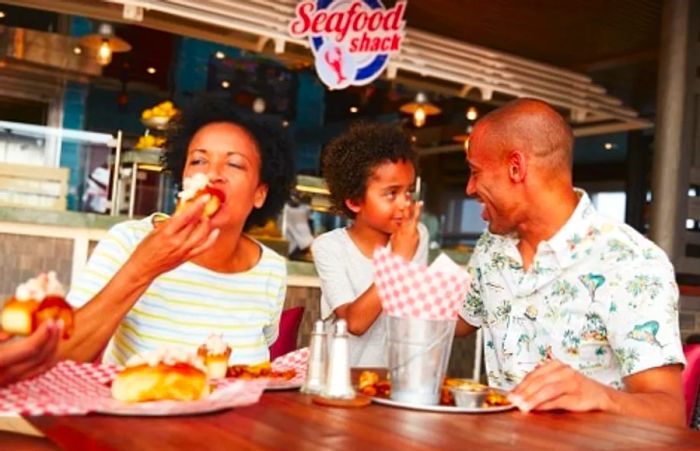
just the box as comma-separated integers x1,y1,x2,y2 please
386,316,456,406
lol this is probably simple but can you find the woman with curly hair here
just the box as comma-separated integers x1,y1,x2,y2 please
312,122,428,367
60,95,295,365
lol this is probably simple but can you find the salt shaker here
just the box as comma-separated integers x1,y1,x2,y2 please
321,319,355,399
301,319,327,394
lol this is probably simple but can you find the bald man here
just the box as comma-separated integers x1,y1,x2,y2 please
455,99,686,426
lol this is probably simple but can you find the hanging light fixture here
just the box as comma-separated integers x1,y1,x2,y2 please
252,97,266,114
466,106,478,121
413,107,427,127
78,23,131,67
97,39,112,66
399,92,441,128
452,124,473,150
451,105,480,148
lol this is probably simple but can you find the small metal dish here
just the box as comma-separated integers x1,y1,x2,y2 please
449,384,488,408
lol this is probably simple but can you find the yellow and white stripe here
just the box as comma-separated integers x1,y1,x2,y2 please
67,216,286,366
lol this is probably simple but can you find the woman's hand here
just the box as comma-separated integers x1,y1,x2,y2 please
126,195,220,281
390,200,422,261
0,320,62,387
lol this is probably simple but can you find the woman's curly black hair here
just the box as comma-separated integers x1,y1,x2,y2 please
321,122,416,219
163,94,295,230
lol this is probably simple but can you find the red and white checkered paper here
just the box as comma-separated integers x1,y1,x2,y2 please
267,347,309,389
373,247,471,320
272,347,308,374
0,360,267,416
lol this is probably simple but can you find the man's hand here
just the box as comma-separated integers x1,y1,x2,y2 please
507,359,686,426
127,194,220,281
0,320,62,387
508,359,611,413
390,200,422,261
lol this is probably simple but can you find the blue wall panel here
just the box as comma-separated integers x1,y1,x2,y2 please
60,82,87,210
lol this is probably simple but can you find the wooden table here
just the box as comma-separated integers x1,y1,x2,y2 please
15,391,700,450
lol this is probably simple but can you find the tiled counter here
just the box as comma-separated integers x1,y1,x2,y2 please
0,207,113,300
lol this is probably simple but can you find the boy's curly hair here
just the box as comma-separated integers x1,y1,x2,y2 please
321,122,416,218
163,94,295,230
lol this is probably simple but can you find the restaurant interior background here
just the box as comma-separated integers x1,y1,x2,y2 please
0,0,699,373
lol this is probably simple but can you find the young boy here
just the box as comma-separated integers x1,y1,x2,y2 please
312,123,429,367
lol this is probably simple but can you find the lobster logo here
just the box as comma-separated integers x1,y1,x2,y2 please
289,0,406,90
324,46,347,85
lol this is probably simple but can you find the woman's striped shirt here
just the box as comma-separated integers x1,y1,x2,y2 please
67,216,287,366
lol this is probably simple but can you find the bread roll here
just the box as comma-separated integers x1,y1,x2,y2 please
0,298,39,336
1,272,73,337
111,362,209,403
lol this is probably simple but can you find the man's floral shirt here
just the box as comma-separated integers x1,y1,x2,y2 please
461,190,685,390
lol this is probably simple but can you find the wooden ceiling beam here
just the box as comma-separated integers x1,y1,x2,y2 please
2,0,267,55
570,48,659,73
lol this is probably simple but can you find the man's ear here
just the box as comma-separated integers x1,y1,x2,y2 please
344,198,362,214
254,184,269,208
508,150,527,183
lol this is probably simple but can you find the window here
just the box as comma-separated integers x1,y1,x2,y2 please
590,191,626,223
458,198,488,234
442,196,487,246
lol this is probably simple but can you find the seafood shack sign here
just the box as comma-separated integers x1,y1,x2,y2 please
289,0,407,90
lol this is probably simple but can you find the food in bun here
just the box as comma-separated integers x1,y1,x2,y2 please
112,347,210,403
1,272,74,338
175,173,225,218
0,298,39,336
197,334,231,379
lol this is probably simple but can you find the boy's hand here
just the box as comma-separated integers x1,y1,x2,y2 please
390,200,422,261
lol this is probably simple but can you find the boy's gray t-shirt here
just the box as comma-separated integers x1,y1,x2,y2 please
312,224,429,367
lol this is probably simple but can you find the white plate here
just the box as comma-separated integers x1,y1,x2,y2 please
94,398,237,416
94,380,267,416
224,376,302,391
371,395,514,413
264,372,304,391
265,380,303,391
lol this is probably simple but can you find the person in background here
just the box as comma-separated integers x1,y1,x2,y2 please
82,164,110,213
0,321,62,387
283,189,314,261
312,122,429,367
456,98,685,426
59,95,295,366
